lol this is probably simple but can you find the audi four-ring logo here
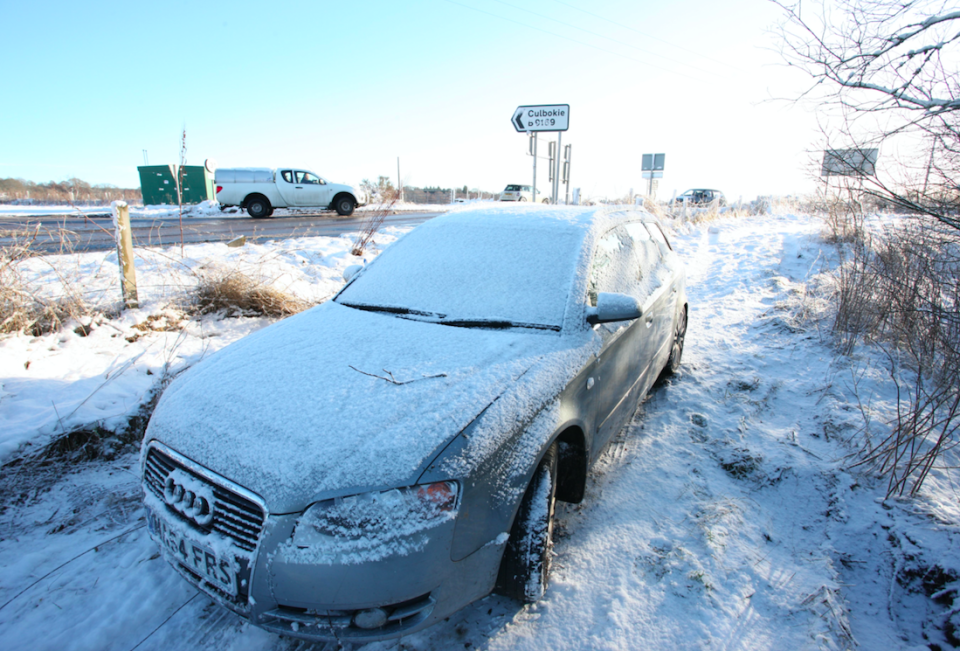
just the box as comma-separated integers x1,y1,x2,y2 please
163,471,215,527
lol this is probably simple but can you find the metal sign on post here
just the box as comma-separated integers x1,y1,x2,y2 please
641,153,666,199
512,104,570,133
642,153,665,171
513,104,570,204
821,148,878,177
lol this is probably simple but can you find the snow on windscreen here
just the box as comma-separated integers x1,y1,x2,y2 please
337,218,584,328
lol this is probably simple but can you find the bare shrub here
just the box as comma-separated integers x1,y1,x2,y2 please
828,200,960,497
189,268,311,318
0,229,93,336
352,188,400,256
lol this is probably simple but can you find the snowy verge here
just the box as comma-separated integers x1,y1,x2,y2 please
0,225,412,463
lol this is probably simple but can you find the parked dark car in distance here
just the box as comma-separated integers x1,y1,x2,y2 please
140,205,688,643
676,188,726,206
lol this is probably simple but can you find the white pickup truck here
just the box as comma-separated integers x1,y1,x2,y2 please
214,168,364,218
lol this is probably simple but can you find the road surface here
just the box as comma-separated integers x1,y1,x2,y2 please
0,211,441,253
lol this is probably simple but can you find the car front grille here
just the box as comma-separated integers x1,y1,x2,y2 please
144,446,265,553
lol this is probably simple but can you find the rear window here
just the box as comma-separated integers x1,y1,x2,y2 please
504,185,521,191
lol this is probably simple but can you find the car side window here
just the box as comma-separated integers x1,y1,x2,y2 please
645,223,673,251
281,170,293,183
301,172,322,185
588,227,633,307
624,222,659,280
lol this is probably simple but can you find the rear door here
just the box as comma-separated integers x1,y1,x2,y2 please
276,170,298,205
643,222,681,370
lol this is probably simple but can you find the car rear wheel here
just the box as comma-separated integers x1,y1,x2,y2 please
664,307,687,376
519,197,526,202
246,196,271,219
496,442,557,603
335,195,356,216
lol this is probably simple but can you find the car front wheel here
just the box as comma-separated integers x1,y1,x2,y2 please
496,442,558,603
335,196,356,216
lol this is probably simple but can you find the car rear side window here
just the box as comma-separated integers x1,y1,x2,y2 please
281,170,293,183
645,223,673,250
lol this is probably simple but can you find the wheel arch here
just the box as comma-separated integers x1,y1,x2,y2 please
330,191,357,206
553,426,587,504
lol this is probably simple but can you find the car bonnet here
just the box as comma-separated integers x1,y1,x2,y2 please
143,301,561,513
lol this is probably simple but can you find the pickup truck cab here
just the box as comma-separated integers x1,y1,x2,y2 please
215,168,364,218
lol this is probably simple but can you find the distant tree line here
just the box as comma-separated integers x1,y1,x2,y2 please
360,176,500,204
0,177,141,204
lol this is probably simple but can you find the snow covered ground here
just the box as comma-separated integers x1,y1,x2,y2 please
1,210,958,651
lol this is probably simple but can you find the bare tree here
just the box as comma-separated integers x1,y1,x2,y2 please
772,0,960,228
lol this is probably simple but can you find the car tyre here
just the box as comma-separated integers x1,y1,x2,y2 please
664,307,687,376
246,196,271,219
519,197,527,202
496,442,558,603
335,195,356,216
542,198,551,204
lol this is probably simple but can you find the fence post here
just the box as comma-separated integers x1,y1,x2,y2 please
112,201,139,309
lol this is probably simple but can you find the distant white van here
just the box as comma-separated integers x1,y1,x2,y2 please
499,184,550,203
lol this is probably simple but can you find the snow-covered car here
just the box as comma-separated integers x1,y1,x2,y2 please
140,205,687,643
676,188,726,206
499,184,549,203
214,168,364,218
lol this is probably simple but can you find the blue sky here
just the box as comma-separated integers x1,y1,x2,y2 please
1,0,821,200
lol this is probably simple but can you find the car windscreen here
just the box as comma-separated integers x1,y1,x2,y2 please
336,220,583,329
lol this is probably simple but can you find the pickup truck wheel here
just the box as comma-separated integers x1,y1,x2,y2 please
334,195,356,217
246,196,271,219
496,442,557,603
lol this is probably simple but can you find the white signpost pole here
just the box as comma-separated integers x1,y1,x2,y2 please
554,131,562,204
528,131,537,204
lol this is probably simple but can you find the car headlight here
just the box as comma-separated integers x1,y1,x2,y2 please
288,481,459,563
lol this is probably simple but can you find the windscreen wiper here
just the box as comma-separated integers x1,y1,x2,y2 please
339,302,446,319
439,319,561,332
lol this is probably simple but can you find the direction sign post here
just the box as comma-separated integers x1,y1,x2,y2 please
513,104,570,204
641,153,666,199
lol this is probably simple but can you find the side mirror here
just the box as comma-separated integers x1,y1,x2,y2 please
343,264,363,283
586,292,642,324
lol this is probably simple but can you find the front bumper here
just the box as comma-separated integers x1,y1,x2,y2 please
142,443,505,643
147,505,505,642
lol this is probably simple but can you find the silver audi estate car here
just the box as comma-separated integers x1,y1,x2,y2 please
141,205,687,643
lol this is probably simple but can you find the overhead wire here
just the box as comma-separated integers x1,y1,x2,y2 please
550,0,747,73
441,0,711,84
487,0,721,78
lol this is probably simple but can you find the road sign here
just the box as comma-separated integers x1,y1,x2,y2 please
512,104,570,132
642,153,665,171
641,171,663,179
821,148,878,176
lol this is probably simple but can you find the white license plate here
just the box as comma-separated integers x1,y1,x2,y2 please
150,512,238,596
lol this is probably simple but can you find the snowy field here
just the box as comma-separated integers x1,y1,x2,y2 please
1,209,958,650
